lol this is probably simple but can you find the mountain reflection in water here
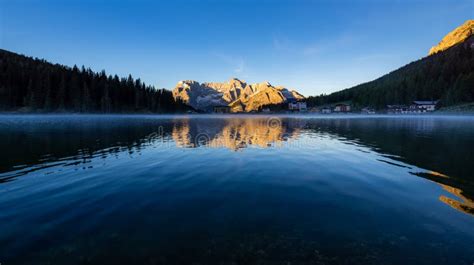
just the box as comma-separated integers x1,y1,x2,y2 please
1,115,474,265
171,117,303,149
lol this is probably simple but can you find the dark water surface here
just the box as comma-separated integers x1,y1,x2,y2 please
0,114,473,265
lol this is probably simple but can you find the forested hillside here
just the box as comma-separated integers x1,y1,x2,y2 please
306,36,474,109
0,49,189,113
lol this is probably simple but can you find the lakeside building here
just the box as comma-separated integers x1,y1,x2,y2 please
387,101,438,114
387,105,409,114
361,107,376,114
321,107,332,114
334,103,351,112
288,101,307,112
412,101,438,112
387,100,438,114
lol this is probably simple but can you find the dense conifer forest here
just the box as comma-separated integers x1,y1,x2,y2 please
0,49,190,113
306,37,474,109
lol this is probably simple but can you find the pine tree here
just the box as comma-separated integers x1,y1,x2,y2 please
70,70,82,112
101,84,112,113
82,81,93,112
56,73,67,111
38,73,51,111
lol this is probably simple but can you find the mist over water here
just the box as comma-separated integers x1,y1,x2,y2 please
0,114,473,265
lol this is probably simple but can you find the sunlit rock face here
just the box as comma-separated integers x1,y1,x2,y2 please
172,80,228,112
171,117,303,150
429,19,474,55
172,78,304,112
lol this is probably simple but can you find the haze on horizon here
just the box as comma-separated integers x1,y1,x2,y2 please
0,0,472,96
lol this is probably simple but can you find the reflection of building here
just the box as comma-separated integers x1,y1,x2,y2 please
213,106,231,113
172,118,301,150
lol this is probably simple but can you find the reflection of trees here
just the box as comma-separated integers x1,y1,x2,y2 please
303,118,474,181
0,117,175,181
302,118,474,216
172,118,302,150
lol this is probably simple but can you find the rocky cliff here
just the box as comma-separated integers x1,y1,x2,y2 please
429,19,474,55
172,78,304,112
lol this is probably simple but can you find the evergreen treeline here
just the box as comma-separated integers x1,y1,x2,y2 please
306,37,474,109
0,49,190,113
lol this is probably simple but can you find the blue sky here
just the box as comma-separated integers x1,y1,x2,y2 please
1,0,472,96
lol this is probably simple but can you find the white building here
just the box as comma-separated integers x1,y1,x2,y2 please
333,103,351,112
288,101,307,112
412,101,438,112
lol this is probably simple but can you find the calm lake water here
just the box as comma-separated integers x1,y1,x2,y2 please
0,114,473,265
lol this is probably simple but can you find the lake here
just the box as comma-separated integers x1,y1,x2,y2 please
0,114,473,265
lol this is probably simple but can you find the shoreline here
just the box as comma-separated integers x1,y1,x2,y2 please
1,112,474,117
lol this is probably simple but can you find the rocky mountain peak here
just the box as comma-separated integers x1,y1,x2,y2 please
429,20,474,55
172,78,304,112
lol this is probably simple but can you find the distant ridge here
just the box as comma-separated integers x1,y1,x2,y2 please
172,78,304,112
307,20,474,109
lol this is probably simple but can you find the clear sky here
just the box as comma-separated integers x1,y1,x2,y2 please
1,0,472,96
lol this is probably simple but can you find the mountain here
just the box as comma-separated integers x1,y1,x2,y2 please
172,78,304,112
307,20,474,109
429,20,474,55
0,49,189,113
